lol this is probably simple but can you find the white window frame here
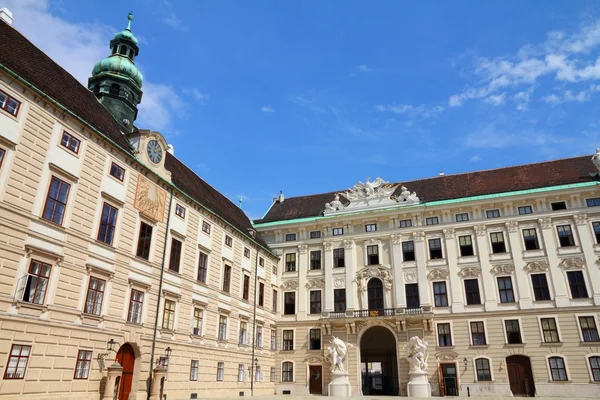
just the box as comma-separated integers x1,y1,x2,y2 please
473,355,494,382
545,354,571,382
363,240,382,266
488,229,509,254
584,353,600,382
574,313,600,343
467,319,489,346
563,269,591,300
425,216,439,225
554,222,579,248
520,223,543,251
123,281,150,325
238,363,245,382
485,209,501,219
195,246,211,284
462,277,484,306
218,314,228,341
307,326,322,351
332,227,344,236
455,212,469,222
239,319,248,345
495,274,518,304
527,271,553,302
501,316,525,344
281,360,295,382
434,320,454,347
517,205,534,215
431,280,451,308
456,233,477,257
427,235,445,260
282,328,295,351
536,315,562,344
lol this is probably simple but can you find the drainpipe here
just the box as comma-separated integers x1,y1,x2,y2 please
147,187,174,400
250,241,260,396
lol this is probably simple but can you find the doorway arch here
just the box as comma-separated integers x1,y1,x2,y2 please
506,355,535,397
367,278,384,311
360,326,399,395
116,343,135,400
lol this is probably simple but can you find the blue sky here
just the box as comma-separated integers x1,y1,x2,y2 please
6,1,600,220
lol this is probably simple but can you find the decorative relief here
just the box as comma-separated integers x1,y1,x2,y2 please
345,178,397,201
473,225,486,236
458,267,481,278
559,257,585,270
343,239,354,249
592,148,600,172
333,276,345,288
505,221,519,232
324,194,345,213
365,238,382,246
304,355,324,364
442,228,455,239
404,269,417,283
436,351,459,361
306,279,325,289
298,244,308,254
538,218,552,229
390,234,402,244
280,281,299,290
134,175,167,222
412,231,425,242
523,260,549,273
355,319,396,334
490,264,515,275
427,268,449,280
324,241,333,251
573,214,588,225
355,267,393,291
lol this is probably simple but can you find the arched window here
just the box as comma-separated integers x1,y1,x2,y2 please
367,278,383,311
548,356,568,381
119,45,127,55
474,357,492,381
109,84,120,96
128,49,135,59
111,46,117,55
588,356,600,381
282,362,293,382
93,84,100,94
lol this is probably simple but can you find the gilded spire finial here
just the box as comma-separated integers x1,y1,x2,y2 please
126,11,133,30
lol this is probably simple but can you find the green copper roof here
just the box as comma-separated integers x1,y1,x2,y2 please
114,12,138,45
92,56,143,87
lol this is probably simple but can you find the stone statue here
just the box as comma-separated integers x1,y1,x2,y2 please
406,336,429,373
327,336,353,373
592,148,600,172
345,177,396,201
396,186,420,203
325,194,345,212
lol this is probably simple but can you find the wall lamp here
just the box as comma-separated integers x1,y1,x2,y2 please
97,338,119,370
463,357,468,368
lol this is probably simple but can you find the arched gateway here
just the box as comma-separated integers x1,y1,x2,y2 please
360,326,399,396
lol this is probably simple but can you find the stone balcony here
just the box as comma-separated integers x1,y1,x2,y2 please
320,306,434,334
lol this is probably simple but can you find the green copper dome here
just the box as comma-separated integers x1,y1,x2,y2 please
114,12,138,45
92,56,143,88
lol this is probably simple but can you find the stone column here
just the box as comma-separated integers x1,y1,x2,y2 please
413,232,431,307
297,244,309,319
442,228,464,313
573,214,600,305
390,234,406,308
324,242,334,312
149,365,167,400
102,362,123,400
505,221,533,309
538,218,570,307
473,225,498,311
344,239,357,311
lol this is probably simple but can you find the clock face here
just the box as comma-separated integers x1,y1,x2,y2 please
146,140,163,164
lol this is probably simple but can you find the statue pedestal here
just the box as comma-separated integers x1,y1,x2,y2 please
407,371,431,398
328,370,351,397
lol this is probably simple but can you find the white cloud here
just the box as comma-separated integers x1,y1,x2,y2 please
469,154,481,162
542,88,592,105
484,92,506,106
260,106,275,113
375,103,444,118
358,64,373,72
291,95,325,113
182,88,209,103
162,12,188,31
138,83,187,131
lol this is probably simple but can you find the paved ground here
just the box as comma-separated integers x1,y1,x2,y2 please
192,397,597,400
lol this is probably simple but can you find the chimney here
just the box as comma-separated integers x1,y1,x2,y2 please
0,8,13,25
167,144,174,155
439,172,445,176
278,190,284,203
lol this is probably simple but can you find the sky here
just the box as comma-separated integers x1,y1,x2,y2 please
5,0,600,220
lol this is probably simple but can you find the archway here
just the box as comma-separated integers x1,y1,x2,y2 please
367,278,384,312
506,355,535,397
360,326,399,395
116,343,135,400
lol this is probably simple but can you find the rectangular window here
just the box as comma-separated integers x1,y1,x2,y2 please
259,282,265,307
464,279,481,305
162,300,175,330
4,345,30,379
97,203,118,245
399,219,413,228
486,209,500,218
283,330,294,351
365,223,377,232
237,363,244,382
127,289,144,324
271,329,277,350
568,271,588,298
242,275,250,301
470,321,486,345
218,316,227,340
285,253,296,272
197,252,208,283
136,222,153,259
310,230,321,239
433,282,448,307
109,162,125,181
272,289,278,312
270,367,275,382
310,291,322,314
505,319,522,344
475,358,492,381
590,357,600,381
426,216,439,225
168,238,182,272
557,225,575,247
579,316,600,342
531,273,551,301
74,350,92,379
334,248,345,268
549,357,568,381
593,222,600,244
239,321,248,344
429,238,443,259
333,227,344,236
334,289,346,313
259,257,264,267
256,326,263,347
282,362,293,382
459,235,474,257
60,131,81,154
587,198,600,207
551,201,567,211
22,260,51,305
497,276,515,303
255,366,262,382
284,292,295,315
310,250,322,270
192,308,203,336
309,328,321,350
190,360,199,381
285,233,297,241
0,89,21,116
490,232,506,253
518,205,533,215
217,362,224,381
406,283,420,308
225,235,233,247
244,247,250,258
402,241,415,261
222,265,232,292
84,277,106,315
367,245,379,265
202,221,211,234
175,204,185,219
522,228,540,250
437,323,452,347
541,318,560,343
42,176,70,225
456,213,469,222
0,148,5,168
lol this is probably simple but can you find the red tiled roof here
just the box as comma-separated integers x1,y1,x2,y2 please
256,155,598,224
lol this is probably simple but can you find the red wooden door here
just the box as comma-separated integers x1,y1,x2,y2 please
506,355,535,397
309,366,322,394
116,344,135,400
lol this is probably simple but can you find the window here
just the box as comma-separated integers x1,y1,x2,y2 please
272,289,278,312
399,219,413,228
310,251,321,270
282,362,293,382
429,238,443,259
426,216,439,225
0,148,5,168
285,253,296,272
365,223,377,232
541,318,560,343
217,362,225,381
587,198,600,207
222,265,232,292
579,316,600,342
567,271,588,298
367,245,379,265
437,323,452,347
202,221,211,234
522,229,540,250
136,222,153,259
197,252,208,283
310,230,321,239
239,321,248,345
402,241,415,261
285,233,297,241
225,235,232,247
518,205,533,215
270,367,275,382
162,300,175,330
486,209,500,219
406,283,420,308
470,321,486,345
333,227,344,236
309,328,321,350
531,273,551,301
551,201,567,211
283,330,294,350
175,204,185,218
74,350,92,379
22,260,51,304
84,277,106,315
127,289,144,324
548,357,568,381
334,289,346,313
464,279,481,305
42,176,70,225
60,131,81,154
459,235,474,257
109,162,125,181
0,89,21,116
4,345,30,379
242,275,250,301
244,247,250,258
218,316,227,341
310,291,321,314
284,292,295,315
168,238,182,272
271,329,277,350
456,213,469,222
259,257,264,267
97,203,118,245
333,248,345,268
589,356,600,381
190,360,199,381
497,277,515,303
433,282,448,307
490,232,506,253
255,366,262,382
475,358,492,381
593,222,600,243
557,225,575,247
505,319,522,344
259,282,265,307
192,308,203,336
256,326,263,347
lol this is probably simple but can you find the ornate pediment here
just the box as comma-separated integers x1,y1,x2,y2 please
303,355,324,364
436,351,459,361
355,266,393,291
458,267,481,278
490,264,515,275
559,257,585,270
306,279,325,289
523,260,548,273
427,268,449,280
280,280,299,290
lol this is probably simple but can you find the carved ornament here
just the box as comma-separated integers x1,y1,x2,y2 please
436,351,459,361
306,279,325,289
573,214,588,225
427,268,449,280
280,281,299,290
559,257,585,270
355,319,396,334
474,225,486,236
333,276,345,288
490,264,515,275
404,269,417,283
304,356,324,364
324,241,333,251
592,148,600,172
412,231,425,242
343,239,354,249
355,266,393,291
538,218,552,229
390,234,402,244
523,260,549,273
458,267,481,278
443,228,455,239
298,244,308,254
505,221,519,232
365,238,382,246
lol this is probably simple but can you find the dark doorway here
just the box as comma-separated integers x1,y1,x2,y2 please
309,365,322,394
439,363,458,396
506,355,535,397
360,326,398,395
116,343,135,400
367,278,384,311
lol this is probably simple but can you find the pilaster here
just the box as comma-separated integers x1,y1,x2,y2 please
414,231,431,307
324,241,334,312
473,225,498,311
573,214,600,305
390,234,405,308
442,229,464,313
297,244,308,318
505,221,533,309
538,218,570,307
344,239,357,310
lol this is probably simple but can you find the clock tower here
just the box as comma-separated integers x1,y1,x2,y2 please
128,129,172,181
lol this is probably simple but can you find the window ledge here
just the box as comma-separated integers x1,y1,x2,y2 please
80,312,103,322
15,300,48,312
541,342,563,346
469,344,490,349
548,380,572,383
189,334,204,340
125,321,144,328
436,346,455,350
581,341,600,345
165,269,182,277
504,343,526,348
